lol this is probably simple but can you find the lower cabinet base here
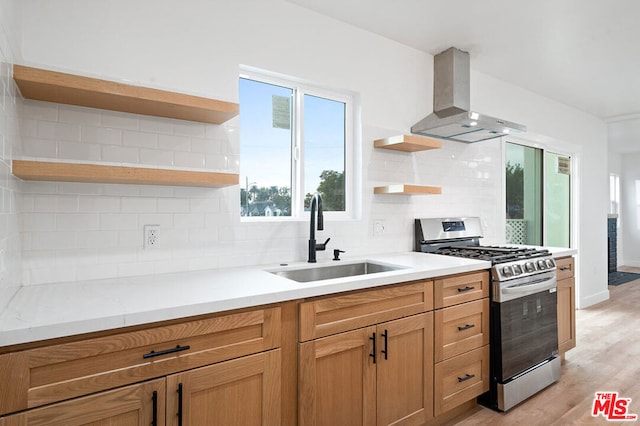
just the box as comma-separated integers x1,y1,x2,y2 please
425,399,478,426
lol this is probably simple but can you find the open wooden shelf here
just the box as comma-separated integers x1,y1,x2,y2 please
13,65,239,124
374,134,442,152
12,160,239,188
373,184,441,195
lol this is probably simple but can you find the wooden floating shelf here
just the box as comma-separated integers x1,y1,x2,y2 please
374,184,441,195
13,65,239,124
374,134,442,152
12,160,239,188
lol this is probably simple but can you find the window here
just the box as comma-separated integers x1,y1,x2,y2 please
505,142,572,248
609,173,620,216
239,71,353,219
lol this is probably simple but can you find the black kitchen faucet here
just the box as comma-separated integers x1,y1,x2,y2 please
308,192,330,262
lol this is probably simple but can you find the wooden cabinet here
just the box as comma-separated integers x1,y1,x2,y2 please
556,256,576,356
433,271,490,416
299,280,433,341
433,271,488,309
299,313,434,426
0,378,165,426
0,306,284,425
298,280,434,426
166,349,281,426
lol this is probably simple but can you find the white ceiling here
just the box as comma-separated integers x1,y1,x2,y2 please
287,0,640,153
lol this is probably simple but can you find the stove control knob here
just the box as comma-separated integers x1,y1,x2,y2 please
537,260,547,270
502,266,513,277
546,259,556,269
513,264,523,275
525,262,535,272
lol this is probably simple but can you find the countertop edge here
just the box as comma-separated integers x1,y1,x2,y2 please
0,252,492,348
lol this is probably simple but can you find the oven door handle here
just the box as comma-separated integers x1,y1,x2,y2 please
503,276,556,294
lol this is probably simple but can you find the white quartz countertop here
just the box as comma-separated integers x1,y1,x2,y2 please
0,252,493,347
0,247,577,348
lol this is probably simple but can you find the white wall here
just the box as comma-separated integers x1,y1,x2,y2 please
15,0,609,308
621,152,640,267
0,0,22,308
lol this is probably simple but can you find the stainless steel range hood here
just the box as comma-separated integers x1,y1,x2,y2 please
411,47,526,143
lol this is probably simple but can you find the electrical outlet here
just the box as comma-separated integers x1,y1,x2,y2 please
144,225,160,248
373,220,385,236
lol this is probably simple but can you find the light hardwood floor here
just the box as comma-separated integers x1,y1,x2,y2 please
448,267,640,425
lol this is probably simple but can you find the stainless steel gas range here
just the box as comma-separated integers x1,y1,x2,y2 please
415,217,561,412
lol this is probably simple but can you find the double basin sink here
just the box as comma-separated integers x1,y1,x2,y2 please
268,261,406,283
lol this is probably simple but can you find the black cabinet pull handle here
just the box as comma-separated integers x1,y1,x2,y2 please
152,390,158,426
457,324,475,331
381,329,388,360
143,344,191,359
458,286,475,293
369,332,377,364
458,373,475,383
177,383,184,426
560,266,571,271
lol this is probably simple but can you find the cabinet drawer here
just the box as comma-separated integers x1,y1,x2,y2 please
299,280,433,341
434,271,489,309
434,298,489,362
0,307,280,415
434,345,489,416
556,256,575,281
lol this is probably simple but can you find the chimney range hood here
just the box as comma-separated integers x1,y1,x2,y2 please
411,47,526,143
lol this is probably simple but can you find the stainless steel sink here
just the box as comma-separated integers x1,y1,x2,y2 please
269,261,405,283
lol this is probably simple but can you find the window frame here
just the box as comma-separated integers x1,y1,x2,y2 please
503,137,576,249
239,67,357,221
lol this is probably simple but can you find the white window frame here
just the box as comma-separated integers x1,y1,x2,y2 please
239,67,358,221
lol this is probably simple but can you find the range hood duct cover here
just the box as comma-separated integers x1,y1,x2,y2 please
411,47,526,143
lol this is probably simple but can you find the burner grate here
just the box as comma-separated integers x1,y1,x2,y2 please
433,245,550,264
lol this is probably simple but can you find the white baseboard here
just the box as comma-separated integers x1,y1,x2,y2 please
578,289,610,309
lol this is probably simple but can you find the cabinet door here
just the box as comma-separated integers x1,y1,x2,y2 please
166,349,281,426
376,312,434,426
0,379,165,426
557,276,576,355
298,327,376,426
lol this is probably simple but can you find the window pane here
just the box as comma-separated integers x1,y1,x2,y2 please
545,152,571,248
505,143,542,245
303,94,346,212
239,78,292,216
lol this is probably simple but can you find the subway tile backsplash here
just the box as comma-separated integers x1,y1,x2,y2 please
0,11,21,301
15,90,503,287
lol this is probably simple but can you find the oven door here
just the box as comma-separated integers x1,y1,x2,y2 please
493,286,558,381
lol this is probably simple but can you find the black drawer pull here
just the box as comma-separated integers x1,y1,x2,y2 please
457,373,475,383
381,329,389,360
457,286,475,293
143,344,191,359
457,324,475,331
369,332,377,364
559,266,571,271
152,391,158,426
177,383,184,426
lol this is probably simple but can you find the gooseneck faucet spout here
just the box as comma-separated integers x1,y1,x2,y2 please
308,192,330,263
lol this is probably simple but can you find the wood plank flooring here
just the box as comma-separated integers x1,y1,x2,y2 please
448,267,640,425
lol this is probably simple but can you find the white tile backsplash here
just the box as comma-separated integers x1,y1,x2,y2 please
0,8,21,300
12,72,505,287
